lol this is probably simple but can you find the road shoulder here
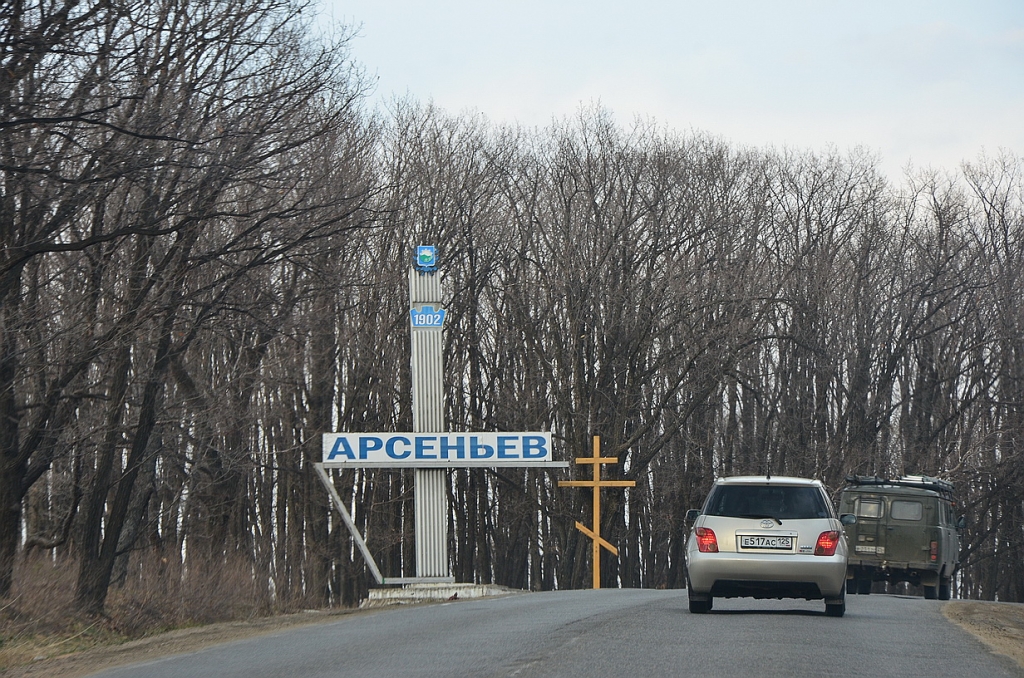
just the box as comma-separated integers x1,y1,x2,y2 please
1,608,369,678
944,600,1024,670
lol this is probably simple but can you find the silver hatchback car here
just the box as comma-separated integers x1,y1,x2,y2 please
685,476,856,617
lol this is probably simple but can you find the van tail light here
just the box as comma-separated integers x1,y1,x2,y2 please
814,531,841,556
930,541,938,561
695,527,719,553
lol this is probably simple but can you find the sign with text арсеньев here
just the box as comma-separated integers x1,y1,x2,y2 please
321,432,555,467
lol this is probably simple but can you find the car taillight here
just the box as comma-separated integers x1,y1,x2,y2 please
814,531,840,556
695,527,719,553
930,541,938,561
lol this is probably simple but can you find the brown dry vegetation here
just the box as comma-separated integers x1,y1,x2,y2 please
0,557,351,675
0,609,362,678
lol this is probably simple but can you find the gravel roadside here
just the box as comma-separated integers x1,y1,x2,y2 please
944,600,1024,670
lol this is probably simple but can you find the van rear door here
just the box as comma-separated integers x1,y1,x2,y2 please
883,496,928,566
850,493,884,558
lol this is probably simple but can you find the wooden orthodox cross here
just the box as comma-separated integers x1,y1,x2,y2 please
557,436,636,589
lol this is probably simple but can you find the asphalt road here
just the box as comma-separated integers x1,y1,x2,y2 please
86,590,1022,678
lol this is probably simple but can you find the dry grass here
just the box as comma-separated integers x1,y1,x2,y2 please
0,553,329,673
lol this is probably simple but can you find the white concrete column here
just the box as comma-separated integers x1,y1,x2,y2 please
409,262,449,578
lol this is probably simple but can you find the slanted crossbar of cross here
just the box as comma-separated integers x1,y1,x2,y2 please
557,436,635,589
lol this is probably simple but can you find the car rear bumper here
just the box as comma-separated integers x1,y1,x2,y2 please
687,551,848,599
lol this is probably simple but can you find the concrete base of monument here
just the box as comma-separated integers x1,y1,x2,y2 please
361,582,521,607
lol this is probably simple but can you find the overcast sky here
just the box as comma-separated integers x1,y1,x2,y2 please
317,1,1024,180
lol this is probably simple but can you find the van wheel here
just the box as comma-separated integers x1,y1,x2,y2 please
924,585,938,600
939,578,951,600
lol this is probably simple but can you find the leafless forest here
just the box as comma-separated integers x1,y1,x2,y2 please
2,0,1023,621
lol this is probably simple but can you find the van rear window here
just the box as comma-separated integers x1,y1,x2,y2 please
856,498,883,518
891,500,923,521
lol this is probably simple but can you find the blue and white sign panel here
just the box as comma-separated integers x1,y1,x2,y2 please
410,305,446,329
322,432,560,467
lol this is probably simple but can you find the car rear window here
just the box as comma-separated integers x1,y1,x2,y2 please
705,485,830,520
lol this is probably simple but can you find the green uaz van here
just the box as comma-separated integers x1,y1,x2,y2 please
839,475,964,600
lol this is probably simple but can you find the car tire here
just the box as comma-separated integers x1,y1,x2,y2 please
924,585,938,600
825,599,845,617
939,578,951,601
688,594,712,618
825,584,846,617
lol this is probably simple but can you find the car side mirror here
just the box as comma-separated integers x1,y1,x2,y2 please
685,509,700,523
840,513,857,525
956,515,966,530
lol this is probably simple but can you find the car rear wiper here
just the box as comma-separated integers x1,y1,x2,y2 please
739,513,783,525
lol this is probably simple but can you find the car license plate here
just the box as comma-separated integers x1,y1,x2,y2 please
739,535,793,550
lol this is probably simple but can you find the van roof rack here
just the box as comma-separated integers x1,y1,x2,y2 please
844,474,954,496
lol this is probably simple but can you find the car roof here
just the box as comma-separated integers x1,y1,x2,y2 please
714,476,824,487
